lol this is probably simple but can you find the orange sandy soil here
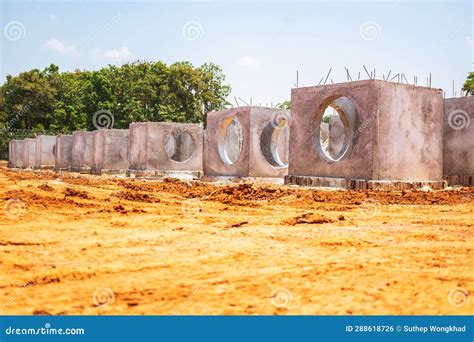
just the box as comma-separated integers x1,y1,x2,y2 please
0,161,472,315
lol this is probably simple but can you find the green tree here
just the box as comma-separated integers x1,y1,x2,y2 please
278,100,291,109
0,60,231,136
462,72,474,96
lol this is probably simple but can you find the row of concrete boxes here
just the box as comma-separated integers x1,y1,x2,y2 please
8,80,474,189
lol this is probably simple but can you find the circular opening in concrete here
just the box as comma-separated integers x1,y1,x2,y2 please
316,96,358,162
217,116,243,165
165,129,196,162
259,116,289,168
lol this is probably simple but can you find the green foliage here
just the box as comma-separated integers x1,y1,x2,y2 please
278,100,291,109
0,61,231,135
462,72,474,96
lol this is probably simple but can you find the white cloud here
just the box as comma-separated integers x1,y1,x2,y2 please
93,46,133,61
238,56,260,67
43,38,79,56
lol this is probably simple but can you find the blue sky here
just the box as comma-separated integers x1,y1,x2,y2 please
1,0,472,104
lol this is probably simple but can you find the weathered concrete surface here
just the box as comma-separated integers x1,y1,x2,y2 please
8,140,24,168
129,122,203,173
55,135,73,171
92,129,129,174
205,107,290,178
34,135,56,169
443,96,474,186
71,131,94,172
22,138,36,169
288,80,444,184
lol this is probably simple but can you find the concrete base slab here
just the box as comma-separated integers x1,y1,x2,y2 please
91,168,128,176
128,169,203,180
70,167,92,174
284,175,447,190
33,166,55,170
201,176,285,185
445,175,474,187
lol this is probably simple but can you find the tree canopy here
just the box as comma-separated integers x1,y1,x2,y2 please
462,72,474,96
0,61,231,134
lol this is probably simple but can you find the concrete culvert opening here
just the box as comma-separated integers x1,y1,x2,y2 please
260,115,289,168
165,129,196,162
217,116,243,165
316,96,358,162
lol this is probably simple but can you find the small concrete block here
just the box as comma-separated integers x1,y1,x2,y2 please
92,129,129,174
55,134,73,171
22,138,36,169
129,122,203,173
8,140,24,168
205,106,290,178
34,135,56,169
71,131,94,172
443,96,474,186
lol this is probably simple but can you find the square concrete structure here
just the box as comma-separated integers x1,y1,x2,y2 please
55,134,73,171
92,129,129,174
129,122,203,176
8,140,24,168
286,80,446,190
71,131,94,172
205,106,290,178
34,135,56,169
443,96,474,186
22,138,36,169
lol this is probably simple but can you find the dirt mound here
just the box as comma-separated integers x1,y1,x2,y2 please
113,191,161,203
63,188,89,199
